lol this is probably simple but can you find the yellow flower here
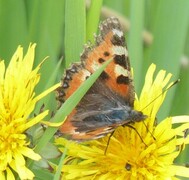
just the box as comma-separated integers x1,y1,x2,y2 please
56,64,189,180
0,44,60,180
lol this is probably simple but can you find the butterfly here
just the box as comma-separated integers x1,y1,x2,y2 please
56,17,146,141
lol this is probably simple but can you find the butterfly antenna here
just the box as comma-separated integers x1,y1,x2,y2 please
141,121,156,140
141,79,180,112
140,79,180,140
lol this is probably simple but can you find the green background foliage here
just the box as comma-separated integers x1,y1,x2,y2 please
0,0,189,179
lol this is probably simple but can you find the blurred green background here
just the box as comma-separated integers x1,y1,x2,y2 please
0,0,189,174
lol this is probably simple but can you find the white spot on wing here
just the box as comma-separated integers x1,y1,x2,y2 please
112,29,123,37
112,46,128,56
82,69,91,81
91,61,100,71
115,64,129,77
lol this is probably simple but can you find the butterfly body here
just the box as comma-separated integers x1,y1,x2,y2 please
56,17,146,141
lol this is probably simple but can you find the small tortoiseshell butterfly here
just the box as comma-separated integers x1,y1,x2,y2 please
56,17,146,141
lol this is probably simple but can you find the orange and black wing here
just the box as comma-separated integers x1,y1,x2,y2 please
56,17,145,141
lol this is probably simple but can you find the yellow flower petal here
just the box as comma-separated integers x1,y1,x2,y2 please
6,168,15,180
0,171,6,180
20,146,41,161
10,160,35,180
170,165,189,178
41,120,65,127
56,64,189,179
172,116,189,123
21,110,49,130
0,44,58,179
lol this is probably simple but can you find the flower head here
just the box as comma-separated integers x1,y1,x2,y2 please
56,64,189,179
0,44,59,180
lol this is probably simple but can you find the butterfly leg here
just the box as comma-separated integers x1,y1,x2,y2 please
123,124,147,147
104,130,116,155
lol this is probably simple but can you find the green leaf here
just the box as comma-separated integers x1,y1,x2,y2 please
170,66,189,115
148,0,189,119
0,0,27,62
64,0,86,67
103,0,127,14
53,148,67,180
86,0,103,42
35,58,63,116
33,168,54,180
128,0,145,93
27,0,65,94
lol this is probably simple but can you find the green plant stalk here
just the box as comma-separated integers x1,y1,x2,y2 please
64,0,86,68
